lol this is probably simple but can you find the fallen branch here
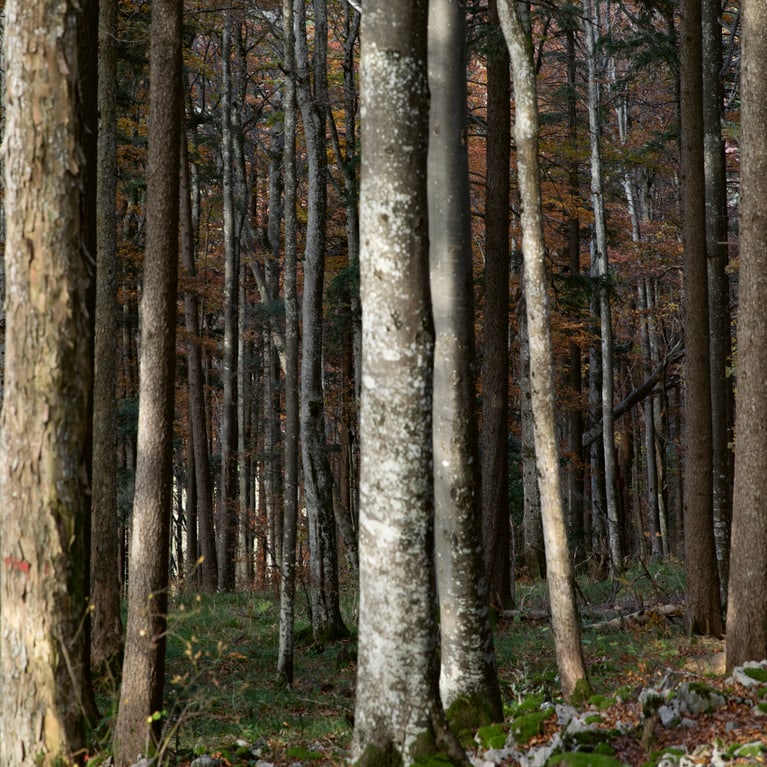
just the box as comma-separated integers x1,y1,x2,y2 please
582,344,684,448
584,603,684,631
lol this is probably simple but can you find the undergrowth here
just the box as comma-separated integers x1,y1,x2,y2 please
91,560,696,765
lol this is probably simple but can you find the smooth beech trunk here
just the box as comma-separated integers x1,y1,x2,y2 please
352,3,465,764
428,0,503,728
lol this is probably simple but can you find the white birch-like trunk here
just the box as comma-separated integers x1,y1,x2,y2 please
497,0,591,704
352,3,466,764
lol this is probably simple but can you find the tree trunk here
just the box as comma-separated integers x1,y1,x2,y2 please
0,0,96,760
113,0,182,760
637,282,663,559
480,0,513,608
91,0,125,673
295,0,347,645
584,0,621,576
428,0,503,729
352,4,466,764
679,0,723,638
702,0,732,601
277,0,300,684
725,0,767,670
218,11,240,592
180,122,218,593
564,19,586,564
497,0,592,704
520,295,545,578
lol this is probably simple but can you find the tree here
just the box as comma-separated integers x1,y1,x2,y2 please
702,0,733,597
295,0,347,645
351,2,465,763
480,0,514,609
113,0,183,761
0,0,97,761
218,9,240,592
92,0,125,672
180,117,218,594
497,0,592,704
277,0,301,685
428,0,503,729
583,0,621,575
725,0,767,670
679,0,724,637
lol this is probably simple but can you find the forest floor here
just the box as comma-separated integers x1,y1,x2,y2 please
92,560,767,766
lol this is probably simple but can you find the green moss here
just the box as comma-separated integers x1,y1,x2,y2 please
757,701,767,714
476,724,508,750
354,741,404,767
547,752,624,766
731,742,765,759
588,695,614,711
445,694,502,736
506,693,547,718
570,678,593,707
286,745,323,760
743,666,767,683
411,754,459,767
583,714,603,725
510,708,555,746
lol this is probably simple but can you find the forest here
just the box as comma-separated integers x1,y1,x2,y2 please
1,0,766,765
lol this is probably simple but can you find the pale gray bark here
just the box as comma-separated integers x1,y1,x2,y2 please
497,0,591,704
352,3,466,764
584,0,621,575
428,0,502,727
519,295,544,577
277,0,300,684
113,0,182,760
725,0,767,669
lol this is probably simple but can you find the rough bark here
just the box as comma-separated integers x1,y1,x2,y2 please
91,0,125,673
679,0,724,638
428,0,503,729
1,0,95,760
497,0,592,704
726,0,767,670
351,3,466,764
113,0,182,760
480,0,513,608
